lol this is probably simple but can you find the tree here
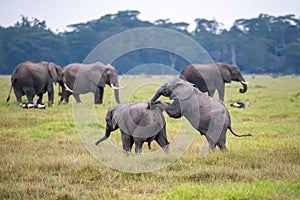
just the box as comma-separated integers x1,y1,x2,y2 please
0,16,69,73
1,12,300,74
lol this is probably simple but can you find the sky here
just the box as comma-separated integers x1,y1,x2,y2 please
0,0,299,32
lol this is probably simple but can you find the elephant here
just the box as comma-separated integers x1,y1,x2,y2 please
59,62,121,104
149,78,251,152
6,61,63,106
180,62,248,101
95,102,169,154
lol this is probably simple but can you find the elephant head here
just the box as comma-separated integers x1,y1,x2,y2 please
44,61,63,83
92,63,121,103
151,78,195,102
95,106,119,144
216,63,248,93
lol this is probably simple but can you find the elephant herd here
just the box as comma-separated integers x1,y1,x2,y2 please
7,60,251,154
6,61,121,106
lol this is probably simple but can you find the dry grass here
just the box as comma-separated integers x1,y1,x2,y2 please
0,75,299,199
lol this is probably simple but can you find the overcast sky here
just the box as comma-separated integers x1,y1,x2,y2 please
1,0,299,32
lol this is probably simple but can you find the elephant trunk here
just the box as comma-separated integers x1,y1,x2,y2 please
95,126,111,145
110,74,121,103
150,87,163,103
95,135,108,145
114,89,120,104
239,80,248,93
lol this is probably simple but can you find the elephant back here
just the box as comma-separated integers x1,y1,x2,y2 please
114,102,166,138
181,63,223,93
13,61,49,85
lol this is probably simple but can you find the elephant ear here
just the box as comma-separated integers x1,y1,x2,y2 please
106,107,118,129
171,78,195,100
89,62,109,87
217,63,232,83
48,62,58,82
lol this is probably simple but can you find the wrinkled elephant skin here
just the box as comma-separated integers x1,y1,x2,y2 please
95,102,169,154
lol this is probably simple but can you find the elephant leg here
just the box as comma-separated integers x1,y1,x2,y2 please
218,88,225,102
205,135,217,151
99,87,104,104
59,88,66,104
36,93,43,104
121,132,134,155
208,89,216,98
158,100,182,118
155,125,169,153
65,93,70,103
94,86,103,104
205,132,217,151
47,88,54,105
216,142,227,151
205,108,228,151
134,139,143,154
65,92,72,103
13,88,23,103
216,131,227,151
73,93,81,103
25,89,35,103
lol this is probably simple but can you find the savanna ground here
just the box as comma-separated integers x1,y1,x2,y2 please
0,75,299,199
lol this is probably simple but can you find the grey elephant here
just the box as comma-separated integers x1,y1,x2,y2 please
95,102,169,154
60,62,121,104
180,62,248,101
6,61,63,105
150,78,251,152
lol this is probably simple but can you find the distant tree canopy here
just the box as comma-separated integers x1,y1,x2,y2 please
0,11,299,74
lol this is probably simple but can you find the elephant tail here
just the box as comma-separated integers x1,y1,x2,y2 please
228,126,252,137
6,84,13,102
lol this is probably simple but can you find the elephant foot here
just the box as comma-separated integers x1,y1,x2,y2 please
162,145,169,153
123,150,132,156
217,144,228,152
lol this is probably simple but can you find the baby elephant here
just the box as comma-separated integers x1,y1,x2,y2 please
95,102,169,154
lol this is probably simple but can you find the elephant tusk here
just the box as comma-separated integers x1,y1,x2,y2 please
64,83,73,93
241,81,248,85
110,84,125,89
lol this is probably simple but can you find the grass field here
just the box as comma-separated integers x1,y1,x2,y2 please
0,75,299,199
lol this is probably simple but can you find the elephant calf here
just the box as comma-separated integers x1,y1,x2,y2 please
95,102,169,154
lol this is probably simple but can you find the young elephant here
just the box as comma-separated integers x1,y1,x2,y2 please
149,78,251,152
95,102,169,154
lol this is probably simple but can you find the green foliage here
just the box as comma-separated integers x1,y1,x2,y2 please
0,16,70,71
0,11,300,74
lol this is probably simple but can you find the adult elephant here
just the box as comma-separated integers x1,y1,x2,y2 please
95,102,169,154
6,61,63,106
180,62,248,101
60,62,121,104
149,78,251,152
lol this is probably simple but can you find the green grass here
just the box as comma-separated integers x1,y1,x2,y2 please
159,182,300,200
0,75,299,199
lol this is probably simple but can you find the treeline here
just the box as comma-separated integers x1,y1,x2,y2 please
0,11,300,74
